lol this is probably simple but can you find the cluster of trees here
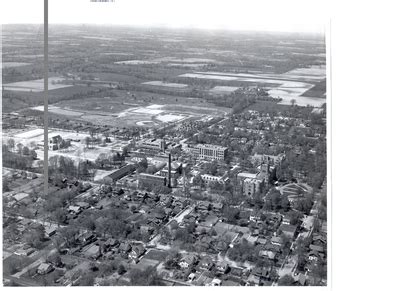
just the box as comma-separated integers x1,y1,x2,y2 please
2,143,37,171
95,152,126,169
24,224,46,248
292,194,314,215
263,189,291,212
49,155,95,180
227,239,260,263
128,267,164,286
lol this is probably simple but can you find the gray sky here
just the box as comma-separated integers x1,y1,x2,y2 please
1,0,327,33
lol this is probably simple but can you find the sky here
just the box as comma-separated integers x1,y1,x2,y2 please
1,0,327,34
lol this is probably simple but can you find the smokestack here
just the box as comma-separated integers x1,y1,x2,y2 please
168,152,172,188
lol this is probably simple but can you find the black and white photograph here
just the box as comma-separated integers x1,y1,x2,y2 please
6,0,399,290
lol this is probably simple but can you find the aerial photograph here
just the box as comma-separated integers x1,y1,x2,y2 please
2,2,327,287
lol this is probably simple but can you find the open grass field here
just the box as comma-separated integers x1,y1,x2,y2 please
28,90,230,128
4,77,72,92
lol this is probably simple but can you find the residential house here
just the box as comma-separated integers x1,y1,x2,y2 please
129,244,146,261
37,263,54,275
271,236,283,247
199,256,214,271
119,242,132,254
179,253,197,269
85,244,101,260
216,261,229,274
211,278,222,286
259,250,276,261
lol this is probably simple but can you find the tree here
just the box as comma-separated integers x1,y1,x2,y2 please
47,253,63,267
278,274,295,286
30,149,38,159
24,224,45,248
192,174,203,188
290,99,297,107
129,267,164,286
137,158,148,173
7,139,15,151
52,208,68,225
22,146,30,156
78,272,95,286
117,264,126,275
17,143,23,155
85,137,91,149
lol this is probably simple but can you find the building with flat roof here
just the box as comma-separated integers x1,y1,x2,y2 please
137,138,166,154
138,173,166,187
188,144,227,161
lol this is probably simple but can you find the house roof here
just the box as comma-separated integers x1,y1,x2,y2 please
37,263,52,271
271,236,283,244
14,192,29,201
85,245,100,256
199,256,214,266
309,244,324,253
181,253,197,264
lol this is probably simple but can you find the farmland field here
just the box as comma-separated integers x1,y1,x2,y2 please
142,81,188,88
209,86,239,95
2,62,31,68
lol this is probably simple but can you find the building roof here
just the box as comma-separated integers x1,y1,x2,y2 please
13,192,29,201
238,172,258,179
106,164,135,181
37,263,52,272
271,236,283,244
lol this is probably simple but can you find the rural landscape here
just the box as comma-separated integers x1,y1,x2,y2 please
2,24,327,286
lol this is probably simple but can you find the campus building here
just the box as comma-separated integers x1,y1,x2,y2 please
188,144,228,161
137,138,166,154
237,164,270,197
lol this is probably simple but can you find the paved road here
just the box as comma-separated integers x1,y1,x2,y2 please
4,274,41,287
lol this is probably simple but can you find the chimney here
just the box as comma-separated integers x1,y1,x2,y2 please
168,152,172,188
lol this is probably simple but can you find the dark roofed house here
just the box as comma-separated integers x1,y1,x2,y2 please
105,238,119,248
230,266,244,278
79,232,95,246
